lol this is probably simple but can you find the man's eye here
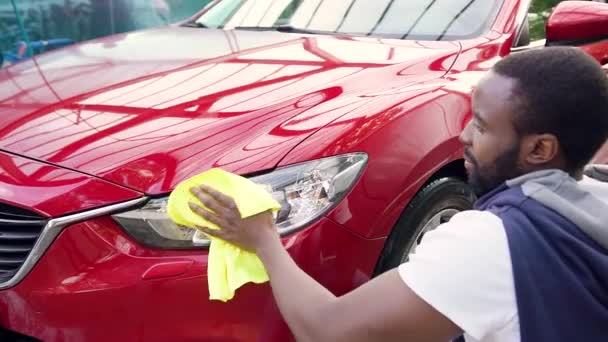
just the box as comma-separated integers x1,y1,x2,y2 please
473,121,484,132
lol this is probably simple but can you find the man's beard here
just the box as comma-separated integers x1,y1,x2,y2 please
465,144,524,197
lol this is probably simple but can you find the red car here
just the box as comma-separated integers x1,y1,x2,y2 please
0,0,607,341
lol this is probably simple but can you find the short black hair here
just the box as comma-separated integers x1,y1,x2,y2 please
493,46,608,172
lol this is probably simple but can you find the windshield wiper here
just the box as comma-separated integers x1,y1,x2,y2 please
182,21,208,28
233,25,334,35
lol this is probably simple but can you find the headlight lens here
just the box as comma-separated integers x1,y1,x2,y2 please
112,153,367,249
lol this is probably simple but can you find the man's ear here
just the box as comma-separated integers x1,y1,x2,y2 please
522,134,560,166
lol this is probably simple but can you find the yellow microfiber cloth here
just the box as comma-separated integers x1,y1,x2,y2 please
167,168,281,302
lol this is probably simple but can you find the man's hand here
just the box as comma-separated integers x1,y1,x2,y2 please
187,187,461,342
188,185,278,252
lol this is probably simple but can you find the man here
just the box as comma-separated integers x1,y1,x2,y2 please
189,47,608,342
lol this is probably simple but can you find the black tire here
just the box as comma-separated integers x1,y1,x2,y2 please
374,177,475,275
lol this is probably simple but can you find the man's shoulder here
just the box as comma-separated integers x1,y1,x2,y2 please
412,209,510,264
450,210,502,223
399,209,517,341
446,210,506,235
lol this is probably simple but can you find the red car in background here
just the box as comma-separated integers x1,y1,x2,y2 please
0,0,607,341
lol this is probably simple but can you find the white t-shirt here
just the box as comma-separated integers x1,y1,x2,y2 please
398,176,608,342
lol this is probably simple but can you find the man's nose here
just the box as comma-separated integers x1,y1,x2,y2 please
459,120,473,146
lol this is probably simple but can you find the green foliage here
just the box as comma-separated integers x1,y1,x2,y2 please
531,0,563,12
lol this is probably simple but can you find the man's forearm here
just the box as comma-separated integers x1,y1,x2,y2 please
256,235,337,341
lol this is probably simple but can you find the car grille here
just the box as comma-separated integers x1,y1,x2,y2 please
0,203,46,283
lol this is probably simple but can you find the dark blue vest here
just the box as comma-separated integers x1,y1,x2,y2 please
475,184,608,341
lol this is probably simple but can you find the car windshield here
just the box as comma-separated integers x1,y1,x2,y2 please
193,0,502,40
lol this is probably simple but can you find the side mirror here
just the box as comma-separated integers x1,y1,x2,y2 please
546,1,608,46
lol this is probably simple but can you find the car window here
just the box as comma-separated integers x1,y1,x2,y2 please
200,0,246,27
195,0,503,41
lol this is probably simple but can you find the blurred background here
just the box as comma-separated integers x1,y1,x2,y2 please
0,0,212,66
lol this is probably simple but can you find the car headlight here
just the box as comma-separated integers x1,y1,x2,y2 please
112,153,368,249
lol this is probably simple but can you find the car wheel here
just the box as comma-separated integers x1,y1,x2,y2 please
374,177,475,274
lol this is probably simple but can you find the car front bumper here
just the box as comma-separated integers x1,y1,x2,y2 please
0,214,385,341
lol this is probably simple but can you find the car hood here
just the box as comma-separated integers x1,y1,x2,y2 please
0,27,460,194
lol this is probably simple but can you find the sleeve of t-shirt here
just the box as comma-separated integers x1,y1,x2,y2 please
398,210,517,341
